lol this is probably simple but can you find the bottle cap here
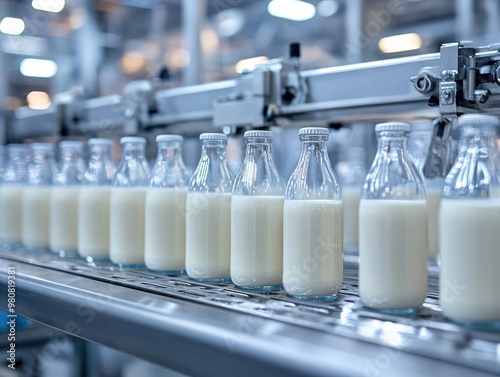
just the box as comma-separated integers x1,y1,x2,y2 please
31,142,54,151
7,144,27,152
199,133,227,141
59,140,84,150
244,130,273,139
120,136,146,144
298,127,329,136
156,134,183,143
458,114,500,127
375,122,411,133
88,138,114,147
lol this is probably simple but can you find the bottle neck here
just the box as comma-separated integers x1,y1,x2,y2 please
90,145,113,162
121,143,146,161
157,141,182,162
201,141,227,160
244,140,273,161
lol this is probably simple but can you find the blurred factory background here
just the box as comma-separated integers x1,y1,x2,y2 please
0,0,498,113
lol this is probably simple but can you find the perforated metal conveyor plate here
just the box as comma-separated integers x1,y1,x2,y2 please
0,249,499,376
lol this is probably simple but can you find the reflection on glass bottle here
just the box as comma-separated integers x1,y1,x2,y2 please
359,122,428,314
110,137,149,268
145,135,188,274
78,138,116,263
283,127,343,299
185,133,233,282
439,114,500,327
0,145,28,249
23,143,56,251
50,141,85,257
408,124,444,261
335,147,367,254
231,130,284,291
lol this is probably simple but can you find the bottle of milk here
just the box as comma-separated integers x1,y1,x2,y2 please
284,127,343,299
23,143,56,251
359,122,428,313
0,145,28,249
440,114,500,327
145,135,188,274
78,138,116,263
110,137,149,268
50,141,85,257
186,133,233,282
231,130,284,291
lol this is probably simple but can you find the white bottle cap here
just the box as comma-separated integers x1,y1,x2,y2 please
298,127,329,136
244,130,273,140
31,142,54,151
7,144,27,152
120,136,146,144
88,138,114,147
458,114,500,127
156,134,183,143
59,140,85,150
375,122,411,133
199,133,227,141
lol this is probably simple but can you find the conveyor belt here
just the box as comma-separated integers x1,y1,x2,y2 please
0,249,498,377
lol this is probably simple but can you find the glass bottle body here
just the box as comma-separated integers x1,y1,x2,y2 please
359,123,428,313
110,137,149,268
230,131,284,291
0,145,28,248
439,115,500,327
185,134,234,282
78,139,116,262
145,135,187,273
336,147,367,254
283,128,343,299
50,141,85,257
22,143,55,251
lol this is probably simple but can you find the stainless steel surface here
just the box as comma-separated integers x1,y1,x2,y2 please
0,249,498,377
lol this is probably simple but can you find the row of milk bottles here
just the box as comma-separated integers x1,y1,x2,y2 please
0,114,498,327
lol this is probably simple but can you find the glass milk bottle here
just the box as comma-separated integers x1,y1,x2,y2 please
0,145,28,249
408,126,444,261
186,133,233,282
23,143,55,251
231,130,284,291
145,135,188,273
284,128,343,299
440,114,500,327
335,147,367,254
359,122,428,313
110,137,149,268
78,138,116,262
50,141,85,257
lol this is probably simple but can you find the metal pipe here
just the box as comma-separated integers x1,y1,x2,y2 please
182,0,206,86
456,0,474,40
345,0,363,64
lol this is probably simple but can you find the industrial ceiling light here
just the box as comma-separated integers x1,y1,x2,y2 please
32,0,65,13
0,17,25,35
20,58,58,78
267,0,316,22
27,91,52,110
378,33,422,54
235,56,269,73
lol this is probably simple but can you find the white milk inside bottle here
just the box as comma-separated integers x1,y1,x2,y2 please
109,187,146,266
440,199,500,322
0,185,24,245
22,186,52,249
50,186,80,254
359,199,428,310
230,195,284,288
145,188,187,272
78,186,111,259
283,200,343,297
186,192,231,279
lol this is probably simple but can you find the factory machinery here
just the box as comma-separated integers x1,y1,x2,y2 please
1,41,500,376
